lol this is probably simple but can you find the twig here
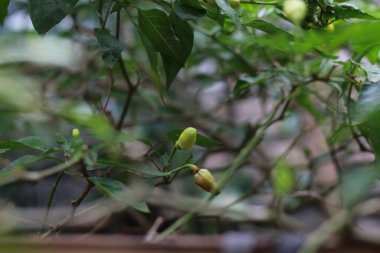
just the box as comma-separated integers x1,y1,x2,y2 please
102,68,114,113
298,210,349,253
40,171,65,233
144,217,165,242
101,0,114,29
42,159,94,238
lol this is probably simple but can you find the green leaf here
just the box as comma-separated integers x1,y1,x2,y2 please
95,28,123,68
214,0,240,28
97,159,171,177
0,0,10,25
245,20,292,37
353,83,380,126
327,4,378,20
89,177,150,213
0,136,47,152
111,0,131,13
167,129,221,148
353,83,380,157
29,0,79,34
138,28,163,97
272,159,295,196
361,63,380,83
173,0,206,20
340,166,376,208
328,125,351,146
138,9,193,89
1,155,42,172
231,72,273,98
130,201,150,213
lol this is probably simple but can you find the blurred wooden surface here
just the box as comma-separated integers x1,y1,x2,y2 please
0,235,379,253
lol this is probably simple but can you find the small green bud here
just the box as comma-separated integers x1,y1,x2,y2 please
283,0,307,24
72,128,80,138
176,127,197,150
193,167,220,195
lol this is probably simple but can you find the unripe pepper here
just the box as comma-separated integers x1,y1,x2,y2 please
176,127,197,150
326,23,335,32
283,0,307,24
191,166,221,195
72,128,80,138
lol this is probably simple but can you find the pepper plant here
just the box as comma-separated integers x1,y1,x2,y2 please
0,0,380,251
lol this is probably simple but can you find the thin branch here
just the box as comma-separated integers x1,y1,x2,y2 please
102,68,114,113
101,0,114,29
40,171,65,233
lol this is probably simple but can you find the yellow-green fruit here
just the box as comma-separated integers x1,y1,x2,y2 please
72,128,80,138
283,0,307,24
176,127,197,150
193,168,220,195
326,23,335,32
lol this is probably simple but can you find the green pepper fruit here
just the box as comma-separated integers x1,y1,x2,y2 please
283,0,307,24
192,167,221,195
176,127,197,150
72,128,80,138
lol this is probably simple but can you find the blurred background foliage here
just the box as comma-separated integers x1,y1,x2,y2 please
1,0,380,251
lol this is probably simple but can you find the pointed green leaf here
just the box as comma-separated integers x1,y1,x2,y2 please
89,177,150,213
215,0,240,28
95,28,123,68
138,9,193,89
0,0,10,25
245,20,292,37
327,4,378,20
340,166,376,208
173,0,206,20
0,136,47,152
29,0,79,34
97,159,171,177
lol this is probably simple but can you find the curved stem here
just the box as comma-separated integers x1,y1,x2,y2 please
40,170,65,233
240,0,278,5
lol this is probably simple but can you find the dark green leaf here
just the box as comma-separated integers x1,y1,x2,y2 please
138,9,193,88
138,28,163,98
97,159,171,177
214,0,240,28
111,0,131,13
245,20,292,37
89,177,150,213
167,129,221,148
0,0,10,25
173,0,206,20
0,136,47,152
95,28,123,68
327,4,378,20
328,125,351,146
231,72,273,98
130,201,150,213
353,83,380,126
353,83,380,157
29,0,79,34
1,155,42,172
296,89,323,122
340,166,376,207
